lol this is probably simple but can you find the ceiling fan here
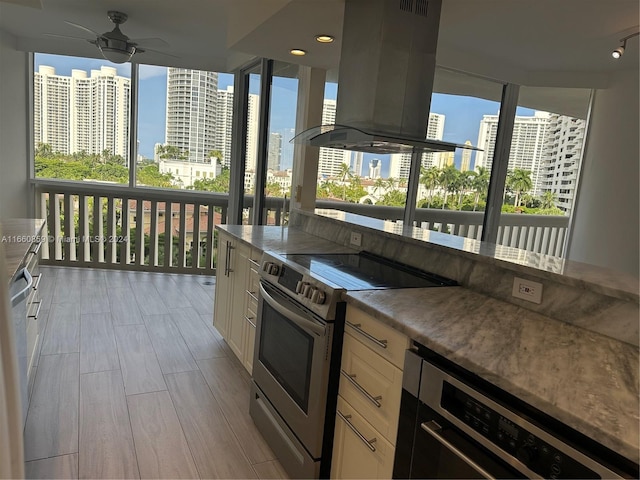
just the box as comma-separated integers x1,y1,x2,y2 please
46,10,172,64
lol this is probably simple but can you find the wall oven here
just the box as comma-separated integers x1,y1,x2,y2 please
394,344,638,479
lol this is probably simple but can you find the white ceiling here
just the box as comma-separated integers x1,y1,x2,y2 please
0,0,638,114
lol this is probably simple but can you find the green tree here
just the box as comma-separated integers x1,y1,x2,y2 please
372,177,386,199
137,164,176,188
190,168,230,193
507,169,533,207
337,162,353,201
377,189,406,207
438,165,459,209
157,144,188,160
420,166,440,208
265,181,284,197
539,190,557,209
456,170,475,209
208,149,223,160
471,166,490,211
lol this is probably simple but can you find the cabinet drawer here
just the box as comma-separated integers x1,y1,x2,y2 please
331,396,395,480
340,332,402,444
345,306,409,369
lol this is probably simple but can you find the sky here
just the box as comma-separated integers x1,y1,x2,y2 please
35,53,535,178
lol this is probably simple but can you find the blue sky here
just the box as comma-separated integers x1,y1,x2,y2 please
35,53,534,177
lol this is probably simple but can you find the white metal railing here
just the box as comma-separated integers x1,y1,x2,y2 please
315,200,570,257
34,179,291,273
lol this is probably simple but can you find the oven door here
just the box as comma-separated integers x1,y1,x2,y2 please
252,280,332,458
411,403,527,479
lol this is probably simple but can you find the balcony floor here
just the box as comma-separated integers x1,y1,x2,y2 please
24,266,287,479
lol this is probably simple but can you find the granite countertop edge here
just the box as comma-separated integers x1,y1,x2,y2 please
344,288,639,465
3,218,46,282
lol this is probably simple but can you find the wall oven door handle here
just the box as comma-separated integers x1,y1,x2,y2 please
421,421,496,480
258,282,325,336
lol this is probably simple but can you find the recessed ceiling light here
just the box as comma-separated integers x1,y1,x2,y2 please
290,48,307,56
315,35,335,43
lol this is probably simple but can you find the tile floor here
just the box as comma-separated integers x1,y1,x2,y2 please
23,266,287,479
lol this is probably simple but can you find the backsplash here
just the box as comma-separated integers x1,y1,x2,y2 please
291,209,639,346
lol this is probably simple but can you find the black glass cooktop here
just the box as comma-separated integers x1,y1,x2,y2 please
283,252,457,290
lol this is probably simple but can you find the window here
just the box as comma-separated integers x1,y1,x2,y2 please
34,54,131,184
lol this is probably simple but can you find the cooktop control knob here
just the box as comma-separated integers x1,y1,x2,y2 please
311,289,326,304
301,283,312,297
268,264,280,276
295,280,305,294
262,261,272,272
306,287,317,299
516,444,538,465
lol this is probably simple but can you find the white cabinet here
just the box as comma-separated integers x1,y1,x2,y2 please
332,305,409,479
212,228,262,374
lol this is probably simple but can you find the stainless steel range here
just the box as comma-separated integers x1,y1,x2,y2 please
249,251,457,478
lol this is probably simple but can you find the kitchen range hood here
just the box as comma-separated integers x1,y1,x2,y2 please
293,0,478,155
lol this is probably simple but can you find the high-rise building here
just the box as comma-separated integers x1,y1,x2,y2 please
268,132,282,170
280,128,296,170
539,114,586,215
476,111,550,194
318,99,350,178
34,65,130,159
460,140,473,171
368,158,381,179
245,93,260,171
215,86,234,168
437,151,455,169
389,113,445,179
165,68,218,163
351,151,364,177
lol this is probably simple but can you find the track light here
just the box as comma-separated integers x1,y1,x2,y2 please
612,44,625,59
611,30,639,60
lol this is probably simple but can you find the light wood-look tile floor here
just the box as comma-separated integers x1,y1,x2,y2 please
24,266,288,480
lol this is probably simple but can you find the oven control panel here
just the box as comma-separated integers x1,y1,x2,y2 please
441,382,600,479
259,254,342,320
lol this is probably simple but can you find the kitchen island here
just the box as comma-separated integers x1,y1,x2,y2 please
216,222,639,467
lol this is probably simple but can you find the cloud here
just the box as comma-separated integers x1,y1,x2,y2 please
139,65,167,80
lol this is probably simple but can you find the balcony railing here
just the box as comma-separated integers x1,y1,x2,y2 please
316,200,569,257
34,179,290,274
34,180,569,273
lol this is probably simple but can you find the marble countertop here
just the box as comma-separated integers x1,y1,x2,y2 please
2,218,46,283
345,287,639,464
217,224,358,254
311,209,639,303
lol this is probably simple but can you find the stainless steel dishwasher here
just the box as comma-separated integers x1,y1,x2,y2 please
10,267,33,428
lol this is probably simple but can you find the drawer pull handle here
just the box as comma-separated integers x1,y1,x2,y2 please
337,410,377,452
249,258,260,268
341,370,382,408
346,321,388,349
246,290,259,302
244,315,256,328
28,301,42,320
29,241,43,256
33,273,43,291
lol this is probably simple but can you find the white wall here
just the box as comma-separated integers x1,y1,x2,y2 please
567,68,639,277
0,31,30,220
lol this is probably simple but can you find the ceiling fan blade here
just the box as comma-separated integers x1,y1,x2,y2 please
43,33,91,42
130,37,170,49
137,47,179,58
65,21,101,38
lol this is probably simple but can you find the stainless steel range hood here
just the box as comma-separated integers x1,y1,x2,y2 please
293,0,477,154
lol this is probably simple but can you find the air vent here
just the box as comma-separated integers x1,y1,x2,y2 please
400,0,414,13
415,0,429,16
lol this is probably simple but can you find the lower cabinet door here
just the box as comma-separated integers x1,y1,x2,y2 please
331,396,395,480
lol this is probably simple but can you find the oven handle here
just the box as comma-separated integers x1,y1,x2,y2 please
258,282,325,336
421,421,495,480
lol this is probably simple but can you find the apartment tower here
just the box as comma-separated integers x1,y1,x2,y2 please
165,68,218,163
389,113,445,179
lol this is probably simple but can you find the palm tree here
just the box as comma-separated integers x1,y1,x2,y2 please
337,162,353,200
539,190,557,209
373,177,386,199
471,166,490,211
420,166,440,208
457,170,475,209
438,165,459,209
507,168,533,207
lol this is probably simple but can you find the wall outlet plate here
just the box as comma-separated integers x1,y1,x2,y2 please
512,277,543,304
350,231,362,247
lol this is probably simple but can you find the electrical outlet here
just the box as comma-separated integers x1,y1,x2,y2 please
512,277,543,304
350,231,362,247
